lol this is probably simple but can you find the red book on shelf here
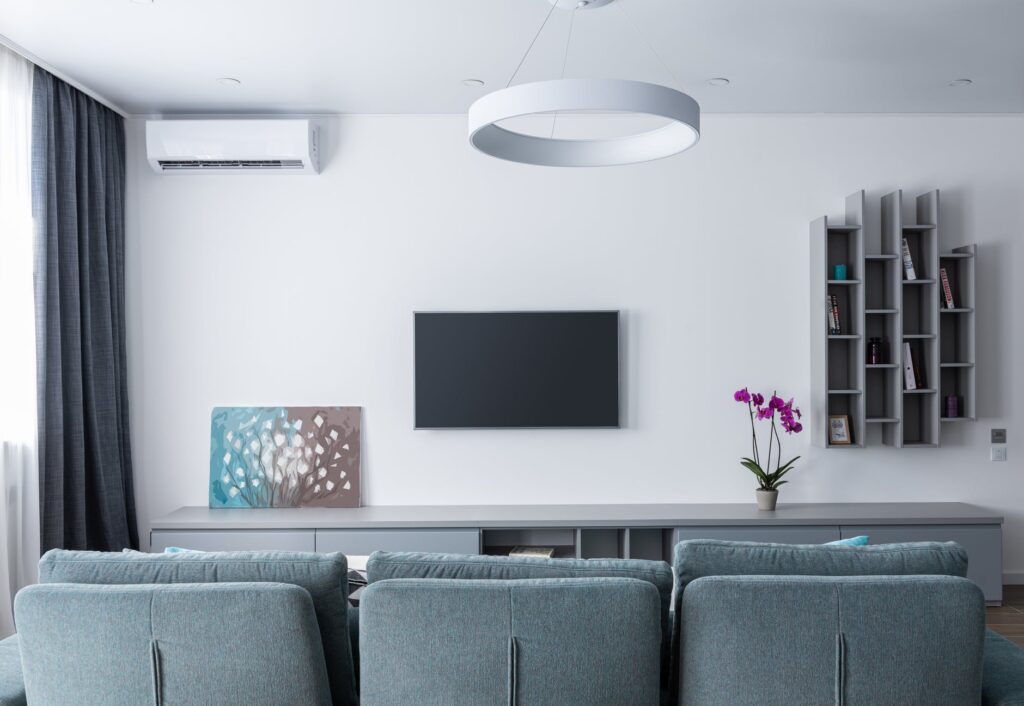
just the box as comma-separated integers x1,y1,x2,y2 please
940,267,955,309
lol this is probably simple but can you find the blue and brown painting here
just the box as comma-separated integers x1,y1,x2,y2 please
209,406,361,508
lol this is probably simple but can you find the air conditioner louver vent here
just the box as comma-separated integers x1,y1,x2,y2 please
157,159,305,170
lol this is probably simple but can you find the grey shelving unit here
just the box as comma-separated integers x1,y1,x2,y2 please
812,189,976,448
810,191,866,447
939,244,977,422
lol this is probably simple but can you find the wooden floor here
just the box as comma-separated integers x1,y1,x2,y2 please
988,586,1024,647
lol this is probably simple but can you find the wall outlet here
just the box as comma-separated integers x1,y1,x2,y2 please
992,429,1008,444
991,447,1007,462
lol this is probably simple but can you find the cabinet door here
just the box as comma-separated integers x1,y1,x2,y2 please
841,524,1002,602
673,526,840,545
315,529,480,556
150,529,315,552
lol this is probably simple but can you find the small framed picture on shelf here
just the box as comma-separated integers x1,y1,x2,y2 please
828,415,852,445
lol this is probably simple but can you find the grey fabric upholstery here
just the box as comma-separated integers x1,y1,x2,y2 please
15,582,331,706
39,549,357,706
668,538,969,703
0,635,25,706
673,539,968,593
32,66,137,553
680,575,984,706
360,577,661,706
983,629,1024,706
367,550,673,694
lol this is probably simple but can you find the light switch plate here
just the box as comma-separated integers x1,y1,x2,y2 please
991,447,1007,462
992,429,1007,444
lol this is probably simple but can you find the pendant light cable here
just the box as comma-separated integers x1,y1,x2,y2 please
506,1,560,88
549,6,578,138
614,1,680,88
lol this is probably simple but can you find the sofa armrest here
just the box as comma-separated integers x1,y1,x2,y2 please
0,635,26,706
984,629,1024,706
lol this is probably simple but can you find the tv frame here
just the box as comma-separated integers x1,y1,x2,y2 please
413,310,622,430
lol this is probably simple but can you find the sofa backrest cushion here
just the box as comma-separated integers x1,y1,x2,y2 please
360,577,661,706
38,549,355,706
679,575,984,706
15,582,332,706
367,551,674,689
673,539,968,594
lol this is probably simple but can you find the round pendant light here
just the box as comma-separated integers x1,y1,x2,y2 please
468,78,699,167
468,0,701,167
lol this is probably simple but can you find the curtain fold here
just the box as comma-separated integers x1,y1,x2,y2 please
0,44,40,638
32,66,138,552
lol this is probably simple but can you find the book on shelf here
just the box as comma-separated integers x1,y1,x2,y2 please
940,267,955,309
509,546,555,558
827,295,841,334
903,341,917,390
901,237,917,280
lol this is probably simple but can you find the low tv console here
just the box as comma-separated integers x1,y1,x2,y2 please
150,501,1004,603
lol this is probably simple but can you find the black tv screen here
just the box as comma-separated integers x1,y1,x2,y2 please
415,311,619,429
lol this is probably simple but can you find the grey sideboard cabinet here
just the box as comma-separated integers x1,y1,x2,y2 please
150,502,1005,604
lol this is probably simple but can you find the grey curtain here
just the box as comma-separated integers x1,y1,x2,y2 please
32,67,138,552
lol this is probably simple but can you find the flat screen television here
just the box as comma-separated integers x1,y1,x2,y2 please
415,311,619,429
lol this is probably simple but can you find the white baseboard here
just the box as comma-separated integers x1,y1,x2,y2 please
1003,572,1024,586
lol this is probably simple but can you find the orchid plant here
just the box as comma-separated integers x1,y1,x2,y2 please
734,388,803,492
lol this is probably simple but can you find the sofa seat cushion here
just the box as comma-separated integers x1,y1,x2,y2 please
39,549,355,706
983,629,1024,706
367,551,674,689
0,635,25,706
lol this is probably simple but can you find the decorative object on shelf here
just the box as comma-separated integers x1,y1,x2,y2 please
867,337,888,365
901,237,917,280
903,342,918,390
467,0,700,167
209,406,361,509
945,394,961,419
940,267,955,309
509,546,556,558
833,264,848,280
734,388,802,511
828,415,852,445
827,295,841,334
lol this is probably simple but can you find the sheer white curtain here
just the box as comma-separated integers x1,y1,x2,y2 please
0,43,39,638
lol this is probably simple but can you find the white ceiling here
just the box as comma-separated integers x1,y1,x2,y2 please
2,0,1023,115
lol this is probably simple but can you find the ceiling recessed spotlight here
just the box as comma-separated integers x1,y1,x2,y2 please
462,79,485,88
216,77,242,87
706,77,730,87
947,78,973,87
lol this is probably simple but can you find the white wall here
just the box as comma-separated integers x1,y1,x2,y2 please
125,114,1023,576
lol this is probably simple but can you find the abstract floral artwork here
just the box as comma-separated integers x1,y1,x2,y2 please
209,406,361,508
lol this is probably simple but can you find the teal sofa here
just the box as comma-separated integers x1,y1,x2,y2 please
0,543,1023,705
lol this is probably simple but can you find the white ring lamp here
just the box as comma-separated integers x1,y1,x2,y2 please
468,78,700,167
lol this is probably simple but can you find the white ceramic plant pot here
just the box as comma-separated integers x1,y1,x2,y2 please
756,489,779,511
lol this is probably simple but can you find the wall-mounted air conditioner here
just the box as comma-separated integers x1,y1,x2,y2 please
146,119,320,174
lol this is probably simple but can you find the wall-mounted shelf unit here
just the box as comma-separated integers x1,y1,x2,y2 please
811,189,976,449
810,192,865,448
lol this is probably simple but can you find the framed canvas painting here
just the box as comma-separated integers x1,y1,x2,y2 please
209,406,361,508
